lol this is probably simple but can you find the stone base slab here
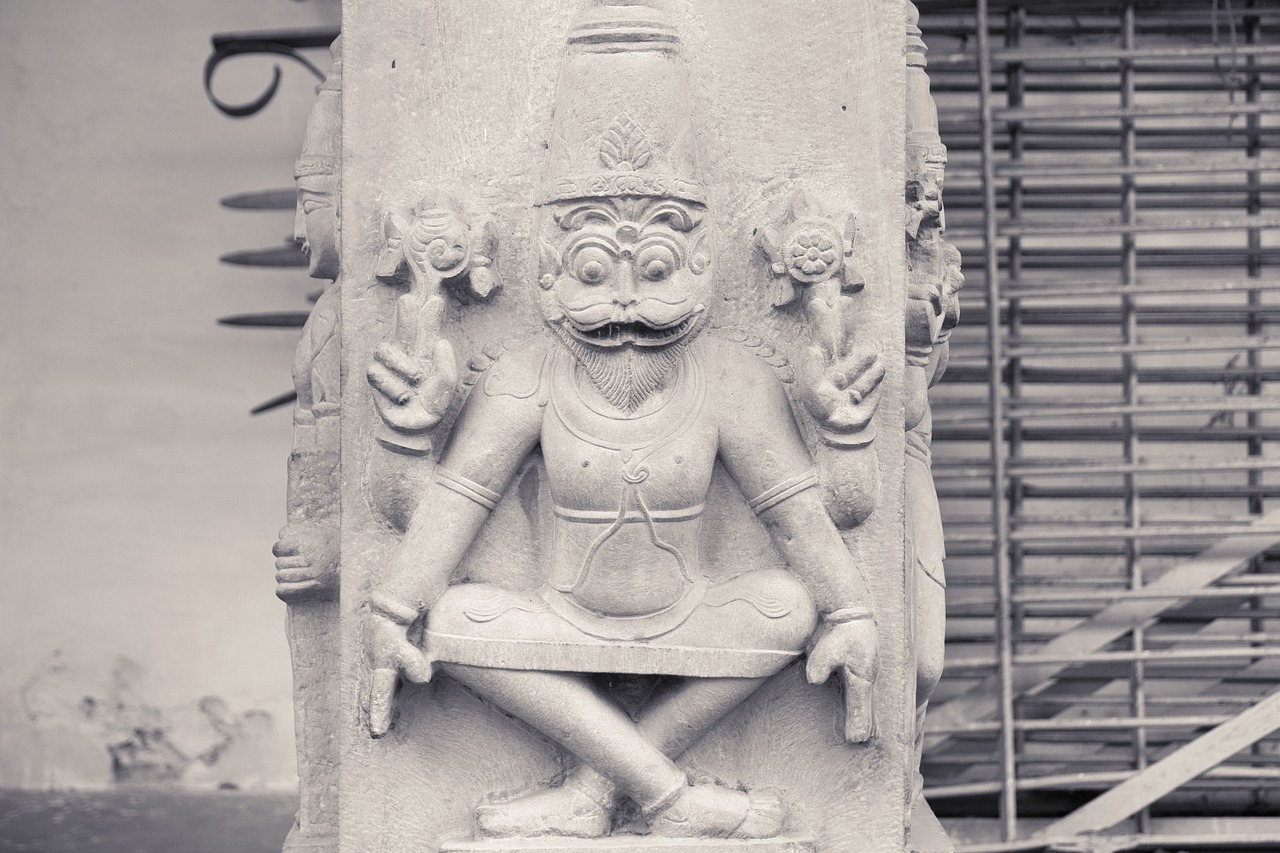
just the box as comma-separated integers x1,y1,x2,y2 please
440,836,817,853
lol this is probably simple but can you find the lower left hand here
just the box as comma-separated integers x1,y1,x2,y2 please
806,617,879,743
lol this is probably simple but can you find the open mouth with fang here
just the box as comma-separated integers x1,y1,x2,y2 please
565,315,696,348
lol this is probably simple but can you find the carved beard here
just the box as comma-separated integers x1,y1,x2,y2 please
555,326,688,413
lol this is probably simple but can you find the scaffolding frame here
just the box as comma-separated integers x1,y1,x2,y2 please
919,1,1280,849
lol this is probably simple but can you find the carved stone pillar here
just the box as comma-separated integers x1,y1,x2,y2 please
295,2,948,850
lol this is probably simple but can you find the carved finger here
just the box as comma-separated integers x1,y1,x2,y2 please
398,647,434,684
367,668,399,738
805,296,842,363
799,345,842,424
374,343,426,386
830,349,879,392
835,304,858,362
417,296,447,356
417,338,459,415
272,527,301,558
275,566,318,584
804,643,839,686
276,579,324,600
271,541,299,559
392,290,424,355
368,362,414,406
846,356,886,402
841,670,877,743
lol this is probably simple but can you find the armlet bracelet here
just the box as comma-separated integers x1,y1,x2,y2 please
435,466,501,511
747,468,819,516
824,607,875,624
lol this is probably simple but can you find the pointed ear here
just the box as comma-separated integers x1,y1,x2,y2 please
538,239,561,280
688,230,710,275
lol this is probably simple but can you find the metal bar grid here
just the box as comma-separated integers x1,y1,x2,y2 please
975,0,1019,838
921,1,1280,847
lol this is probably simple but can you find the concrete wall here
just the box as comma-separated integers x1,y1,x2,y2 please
0,0,338,790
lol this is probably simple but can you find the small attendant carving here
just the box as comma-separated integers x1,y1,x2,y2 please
905,5,962,852
273,36,343,853
359,2,882,844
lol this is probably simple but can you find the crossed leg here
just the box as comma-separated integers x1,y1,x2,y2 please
441,662,779,838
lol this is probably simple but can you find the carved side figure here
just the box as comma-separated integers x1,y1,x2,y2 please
359,3,883,843
272,37,342,853
905,7,963,852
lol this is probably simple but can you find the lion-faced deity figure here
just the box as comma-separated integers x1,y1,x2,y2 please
362,3,882,843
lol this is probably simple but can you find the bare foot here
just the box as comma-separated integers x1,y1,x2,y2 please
476,767,616,839
646,782,785,839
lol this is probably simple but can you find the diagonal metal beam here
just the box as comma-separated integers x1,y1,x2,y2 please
1037,689,1280,838
925,507,1280,752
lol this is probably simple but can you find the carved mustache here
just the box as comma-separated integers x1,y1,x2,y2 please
562,298,698,331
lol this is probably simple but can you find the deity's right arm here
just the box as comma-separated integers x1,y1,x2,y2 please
370,348,546,616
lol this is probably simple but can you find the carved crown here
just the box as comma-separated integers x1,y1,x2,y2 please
538,1,704,206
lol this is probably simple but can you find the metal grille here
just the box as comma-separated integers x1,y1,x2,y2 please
917,1,1280,848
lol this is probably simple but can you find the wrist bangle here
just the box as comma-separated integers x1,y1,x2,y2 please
824,607,874,624
819,424,877,449
368,593,421,626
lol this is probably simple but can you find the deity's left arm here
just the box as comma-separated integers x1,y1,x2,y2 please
716,354,879,740
715,350,875,614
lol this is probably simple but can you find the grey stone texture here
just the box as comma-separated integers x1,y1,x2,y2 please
307,1,932,850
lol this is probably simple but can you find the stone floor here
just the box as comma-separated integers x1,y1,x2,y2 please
0,789,297,853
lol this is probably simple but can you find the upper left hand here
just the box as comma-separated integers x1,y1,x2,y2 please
806,617,879,743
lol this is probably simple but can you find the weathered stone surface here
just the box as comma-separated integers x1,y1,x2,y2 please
283,1,955,850
276,36,344,853
440,837,818,853
903,5,960,852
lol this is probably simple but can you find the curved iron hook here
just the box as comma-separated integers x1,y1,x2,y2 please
204,28,338,118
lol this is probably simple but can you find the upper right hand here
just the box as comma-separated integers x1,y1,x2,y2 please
362,609,434,738
367,290,458,434
798,297,885,436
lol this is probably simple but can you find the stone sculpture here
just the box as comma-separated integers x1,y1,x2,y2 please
904,6,961,852
280,1,955,849
273,36,342,853
361,5,881,842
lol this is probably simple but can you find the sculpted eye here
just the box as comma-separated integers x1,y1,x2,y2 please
301,197,330,214
636,244,677,282
572,246,613,285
